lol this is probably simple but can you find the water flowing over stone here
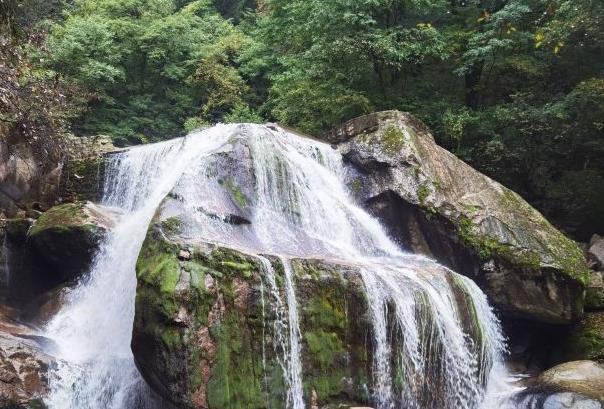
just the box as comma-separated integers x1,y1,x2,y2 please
43,123,511,409
44,126,234,408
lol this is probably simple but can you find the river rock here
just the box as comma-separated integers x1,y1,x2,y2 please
515,361,604,408
335,111,588,324
587,271,604,311
558,312,604,362
132,216,371,409
28,201,116,284
0,310,54,408
589,235,604,271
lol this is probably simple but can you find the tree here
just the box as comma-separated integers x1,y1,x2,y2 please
46,0,255,145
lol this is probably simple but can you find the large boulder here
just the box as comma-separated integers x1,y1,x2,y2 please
589,235,604,271
0,202,115,309
27,201,116,285
132,203,489,409
335,111,589,324
514,361,604,408
132,216,371,409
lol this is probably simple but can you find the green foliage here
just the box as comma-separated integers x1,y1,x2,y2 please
45,0,257,145
0,0,79,163
6,0,604,237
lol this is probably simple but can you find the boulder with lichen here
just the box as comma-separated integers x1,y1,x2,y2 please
335,111,589,324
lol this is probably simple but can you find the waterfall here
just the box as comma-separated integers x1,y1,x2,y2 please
258,256,305,409
43,123,510,409
44,126,234,408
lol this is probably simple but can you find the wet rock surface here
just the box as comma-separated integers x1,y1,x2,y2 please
336,111,588,324
132,216,373,409
0,309,55,409
132,208,488,409
516,361,604,409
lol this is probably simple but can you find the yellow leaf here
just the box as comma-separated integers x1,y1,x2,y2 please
477,10,490,23
535,32,545,42
535,41,543,48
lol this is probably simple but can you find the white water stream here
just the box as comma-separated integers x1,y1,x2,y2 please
43,124,516,408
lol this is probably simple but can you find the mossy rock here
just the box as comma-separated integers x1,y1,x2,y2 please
27,201,114,284
586,271,604,311
132,218,376,409
558,312,604,362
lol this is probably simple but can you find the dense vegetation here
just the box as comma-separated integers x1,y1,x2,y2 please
1,0,603,239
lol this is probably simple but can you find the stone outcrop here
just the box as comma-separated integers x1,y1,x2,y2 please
0,309,54,408
0,202,114,310
28,201,116,285
335,111,588,324
132,215,372,409
0,135,118,217
515,360,604,408
132,202,487,409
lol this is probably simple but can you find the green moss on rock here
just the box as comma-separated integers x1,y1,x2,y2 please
379,125,407,155
29,202,91,236
219,179,248,208
206,312,265,409
559,312,604,362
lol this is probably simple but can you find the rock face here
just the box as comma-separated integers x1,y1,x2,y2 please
589,235,604,271
558,312,604,362
133,217,372,409
0,201,114,311
515,361,604,408
0,135,117,216
28,201,115,285
335,111,588,324
0,310,54,409
132,208,488,409
587,271,604,311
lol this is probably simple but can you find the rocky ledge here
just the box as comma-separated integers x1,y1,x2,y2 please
0,308,54,409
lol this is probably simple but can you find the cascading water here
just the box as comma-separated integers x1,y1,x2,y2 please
43,123,514,408
258,256,305,409
44,126,234,408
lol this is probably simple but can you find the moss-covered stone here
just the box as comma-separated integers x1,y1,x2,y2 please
293,260,369,404
558,312,604,362
27,201,113,284
133,218,374,409
219,179,249,208
379,125,407,155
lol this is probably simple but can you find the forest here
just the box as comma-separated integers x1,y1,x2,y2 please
1,0,603,240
